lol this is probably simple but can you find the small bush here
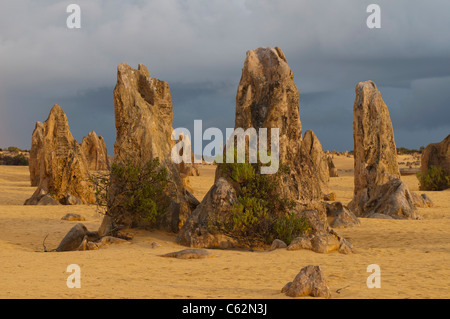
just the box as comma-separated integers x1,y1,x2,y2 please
416,166,449,191
91,158,169,228
214,159,310,249
273,213,312,245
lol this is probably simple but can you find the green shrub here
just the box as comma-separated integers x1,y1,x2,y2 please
417,166,449,191
91,158,169,228
273,213,312,245
112,158,169,227
214,159,310,249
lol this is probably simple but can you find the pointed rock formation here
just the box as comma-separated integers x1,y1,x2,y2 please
25,104,95,205
108,63,197,231
29,121,44,186
228,46,322,201
348,81,419,219
303,130,330,194
177,47,347,251
177,131,199,177
327,156,338,177
80,131,110,171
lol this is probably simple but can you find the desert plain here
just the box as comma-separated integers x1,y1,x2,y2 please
0,154,448,299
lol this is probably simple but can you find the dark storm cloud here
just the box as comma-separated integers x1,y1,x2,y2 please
0,0,449,151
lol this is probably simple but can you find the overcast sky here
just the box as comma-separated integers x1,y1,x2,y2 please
1,0,449,153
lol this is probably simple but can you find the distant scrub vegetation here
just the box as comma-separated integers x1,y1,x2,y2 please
0,146,29,166
0,153,29,166
397,146,423,155
347,147,423,156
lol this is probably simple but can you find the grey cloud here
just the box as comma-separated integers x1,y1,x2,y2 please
0,0,449,151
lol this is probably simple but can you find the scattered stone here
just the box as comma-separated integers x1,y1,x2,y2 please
287,236,312,251
54,222,131,252
55,223,99,252
83,236,130,250
362,178,420,219
326,202,360,228
323,192,336,202
311,234,340,254
151,242,161,249
60,194,83,205
36,194,60,206
286,208,354,254
282,265,331,298
61,213,85,221
160,249,212,259
412,192,434,208
269,239,287,251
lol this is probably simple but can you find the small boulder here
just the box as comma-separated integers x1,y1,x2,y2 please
151,242,161,249
282,265,331,298
411,192,434,208
61,213,85,221
84,236,130,250
287,236,312,251
37,194,60,206
61,194,83,205
269,239,287,251
160,249,212,259
323,192,337,201
326,202,361,228
311,234,340,254
55,223,98,252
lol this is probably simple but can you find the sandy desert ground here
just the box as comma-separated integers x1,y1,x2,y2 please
0,155,449,299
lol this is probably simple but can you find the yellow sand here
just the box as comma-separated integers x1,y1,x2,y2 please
0,157,449,299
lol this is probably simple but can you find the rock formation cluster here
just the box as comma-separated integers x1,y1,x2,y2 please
177,47,350,251
25,105,95,205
